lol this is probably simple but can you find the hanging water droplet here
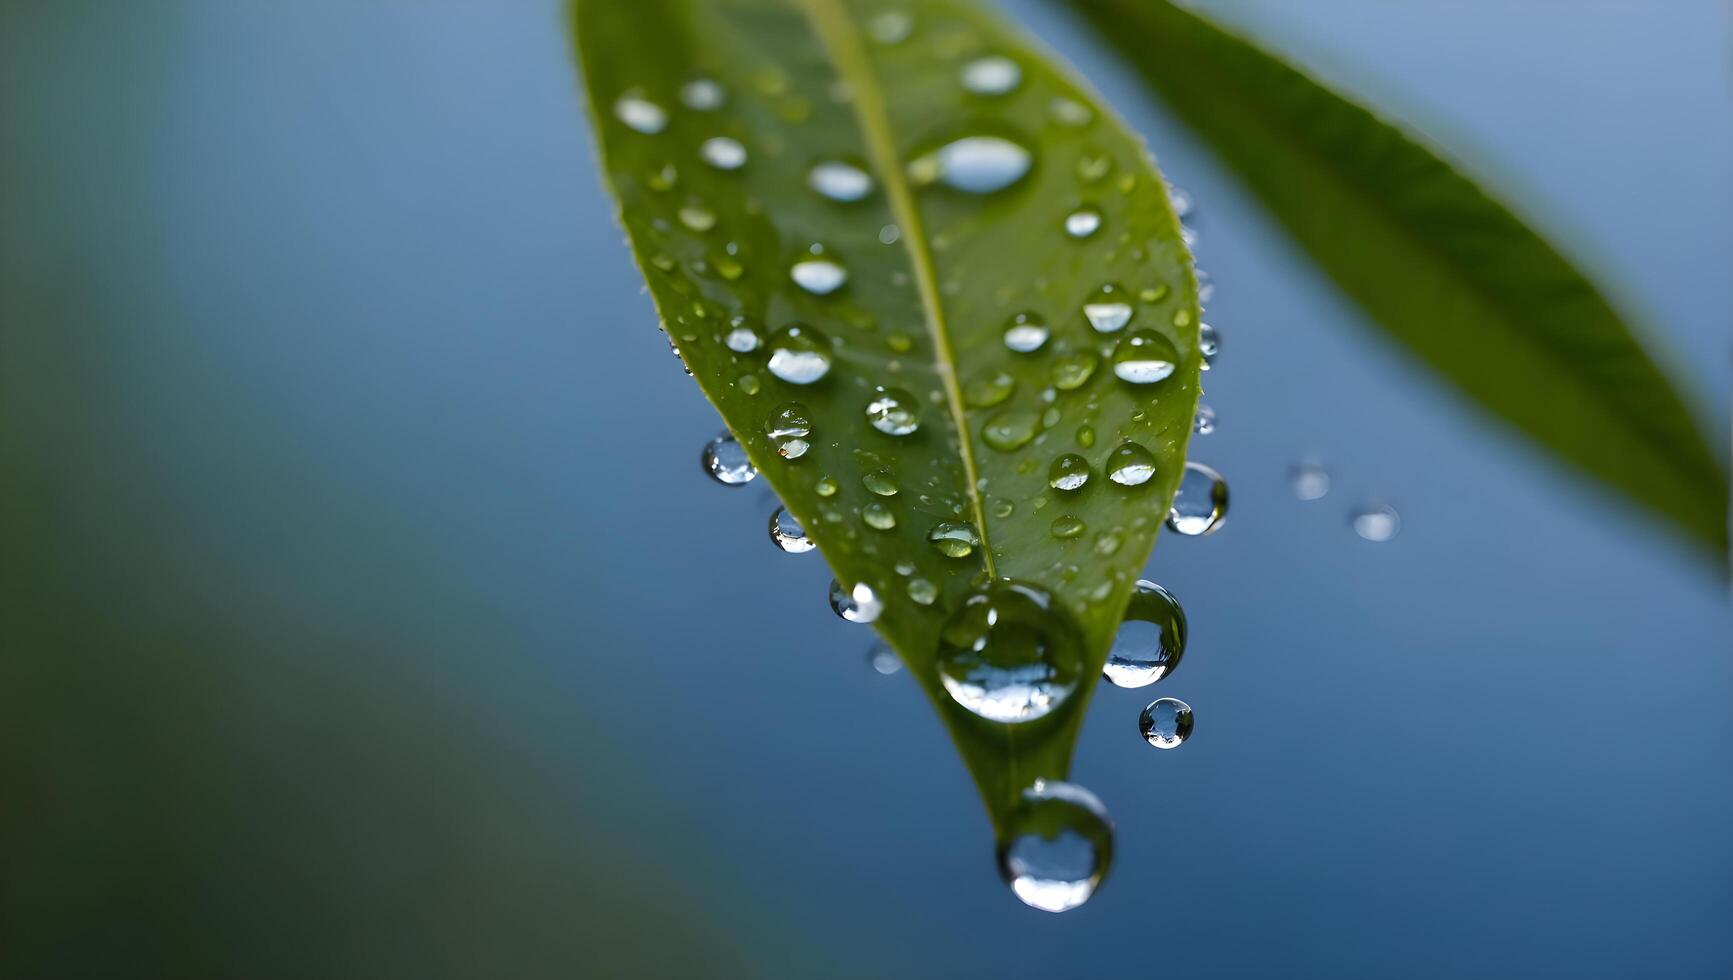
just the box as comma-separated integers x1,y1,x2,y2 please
982,410,1040,452
790,256,848,295
1107,442,1157,487
1064,206,1103,239
865,386,921,436
998,779,1114,913
1290,460,1330,501
862,468,899,497
907,577,938,606
1199,322,1220,369
960,55,1021,96
869,643,903,675
1167,184,1194,220
1050,350,1099,391
1112,330,1180,384
1139,697,1193,749
766,324,833,384
769,506,815,553
867,9,913,45
1192,404,1216,435
1048,453,1091,492
829,579,883,624
764,402,812,459
937,581,1082,724
1084,284,1133,333
724,318,761,353
1003,312,1050,353
808,160,874,202
1050,514,1086,539
680,77,725,111
928,521,981,558
1168,461,1228,535
1352,502,1401,542
1102,580,1186,687
613,93,667,134
910,136,1032,195
699,136,748,171
701,431,756,486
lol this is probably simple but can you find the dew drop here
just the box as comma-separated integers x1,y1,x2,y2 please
1112,330,1180,384
724,318,762,353
1199,322,1220,369
1102,580,1186,687
1193,403,1216,435
1050,97,1094,128
907,577,938,606
938,581,1082,724
808,160,875,202
613,93,667,134
1002,312,1050,354
1107,442,1157,487
927,521,981,558
1352,502,1401,542
815,475,839,497
1048,453,1090,492
1290,460,1331,501
1140,697,1194,749
829,579,883,624
677,204,716,232
865,386,921,436
737,373,760,395
964,372,1016,408
699,136,748,171
766,324,833,384
982,410,1041,452
863,501,897,530
790,256,848,295
1084,284,1133,333
862,468,900,497
1167,461,1228,535
680,77,725,111
998,779,1113,913
1050,350,1099,391
960,55,1022,96
1064,207,1103,239
1050,514,1086,539
701,431,756,486
868,9,913,45
769,506,815,553
911,136,1032,195
764,402,812,459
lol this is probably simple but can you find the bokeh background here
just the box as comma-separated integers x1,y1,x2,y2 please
3,1,1729,977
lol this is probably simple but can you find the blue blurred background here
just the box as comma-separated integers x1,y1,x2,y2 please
2,1,1728,976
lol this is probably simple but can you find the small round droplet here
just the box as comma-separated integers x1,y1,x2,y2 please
1102,580,1186,687
982,410,1040,452
1050,515,1086,539
868,9,913,45
1167,461,1228,535
680,77,725,111
1192,403,1216,435
1112,330,1180,384
1199,322,1220,369
699,136,748,171
791,256,848,295
815,475,839,497
829,579,883,624
1084,284,1133,333
862,468,899,497
1064,207,1102,239
1048,453,1090,492
907,577,938,606
766,324,833,384
928,521,981,558
938,581,1082,724
1107,442,1157,487
998,780,1113,913
866,386,921,436
1352,502,1401,542
1290,460,1330,501
808,160,875,202
1050,350,1099,391
964,372,1016,408
724,318,761,353
701,431,756,486
769,507,815,553
677,204,716,232
912,136,1032,195
1003,312,1050,353
862,501,897,531
613,93,667,134
960,55,1022,96
764,402,812,459
869,643,902,675
1139,697,1193,749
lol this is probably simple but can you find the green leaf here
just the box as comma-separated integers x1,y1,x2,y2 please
571,0,1201,828
1068,0,1729,559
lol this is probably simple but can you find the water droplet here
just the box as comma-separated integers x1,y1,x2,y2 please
1084,284,1133,333
869,643,903,675
680,77,725,111
1003,312,1050,353
927,521,981,558
868,9,913,45
878,224,901,245
769,507,815,553
1168,461,1228,535
1050,97,1094,127
1064,207,1103,239
1290,460,1330,501
1196,269,1215,305
1352,502,1401,542
647,163,678,191
960,55,1021,95
808,160,875,202
862,468,899,497
1107,442,1157,487
613,93,667,134
699,136,747,171
829,579,882,624
737,373,760,395
1076,425,1096,449
815,475,839,497
1199,322,1220,369
724,319,762,353
1112,330,1180,384
766,324,833,384
1102,580,1186,687
790,256,848,295
1048,453,1090,492
1050,514,1086,539
861,500,897,531
983,410,1040,452
677,204,716,232
907,578,938,606
1167,184,1194,220
964,372,1016,408
911,136,1032,195
701,431,756,486
998,779,1113,913
764,403,812,459
937,581,1082,724
866,386,921,436
1050,350,1099,391
1192,403,1216,435
1139,697,1193,749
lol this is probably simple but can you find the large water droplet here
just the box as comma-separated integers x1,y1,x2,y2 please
982,410,1040,452
937,581,1082,724
1193,403,1216,435
1048,453,1090,492
1352,502,1401,542
1107,442,1157,487
808,160,874,202
829,579,883,623
1084,284,1133,333
1199,322,1220,369
1140,697,1194,749
700,136,748,171
998,779,1113,913
1064,207,1103,239
927,521,981,558
861,468,899,497
960,55,1022,95
1168,461,1228,535
1002,312,1050,353
766,324,833,384
764,402,812,459
1290,460,1330,501
613,93,667,134
866,386,921,436
769,506,815,553
790,256,848,295
1112,330,1180,384
1102,580,1186,687
701,431,756,486
911,136,1032,195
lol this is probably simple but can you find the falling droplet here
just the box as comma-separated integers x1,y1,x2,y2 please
868,9,913,45
1112,330,1180,384
907,578,938,606
829,579,883,624
791,256,848,295
1048,453,1090,492
1139,697,1194,749
1064,207,1103,239
862,501,897,530
1107,442,1157,487
862,468,900,497
982,410,1041,453
960,55,1022,95
1192,404,1216,435
764,403,812,459
724,318,762,353
1290,460,1330,501
613,93,667,134
1050,514,1086,539
865,386,921,436
1084,284,1133,333
1050,350,1099,391
911,136,1032,195
766,324,833,384
869,643,903,675
680,77,725,111
701,431,756,486
1168,461,1228,535
1003,312,1051,353
1102,580,1186,687
998,779,1114,913
699,136,748,171
937,581,1082,724
808,160,875,202
1199,322,1220,369
927,521,981,558
1352,502,1401,542
769,506,815,553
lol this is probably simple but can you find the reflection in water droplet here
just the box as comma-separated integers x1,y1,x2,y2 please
862,468,900,497
614,94,667,134
1049,453,1090,492
998,779,1113,913
1107,442,1157,487
769,507,815,553
829,579,883,623
928,521,981,558
1064,207,1103,239
1199,322,1220,369
1112,330,1180,384
961,55,1022,95
938,581,1081,724
912,136,1032,195
724,319,762,352
1050,515,1086,539
1003,312,1050,353
862,501,897,530
680,78,725,111
701,431,756,486
700,136,748,171
1084,284,1133,333
869,643,902,675
1050,350,1099,391
808,161,875,202
866,386,921,436
982,410,1041,452
1168,461,1229,535
764,403,812,459
1290,460,1331,501
1140,697,1194,749
868,9,913,45
1102,580,1186,687
766,324,833,384
1352,502,1401,542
